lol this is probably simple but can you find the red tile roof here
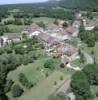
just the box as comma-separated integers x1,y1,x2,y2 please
61,29,68,35
37,33,60,47
61,26,78,35
46,23,58,30
27,23,40,33
37,33,54,43
65,26,77,34
31,23,39,29
65,47,76,56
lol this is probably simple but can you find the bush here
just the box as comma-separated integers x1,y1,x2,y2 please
0,48,5,55
4,80,14,93
60,63,65,68
25,82,33,89
14,45,25,54
19,73,28,86
45,72,49,77
71,71,92,100
4,46,12,54
54,81,57,85
19,73,33,89
60,76,63,81
83,64,98,85
22,54,34,65
44,59,55,70
11,85,24,97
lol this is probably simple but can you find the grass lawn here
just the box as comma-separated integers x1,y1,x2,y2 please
80,42,98,63
2,17,55,33
7,57,52,100
17,71,67,100
32,17,55,25
7,54,72,100
7,55,62,99
7,57,51,84
6,25,28,33
7,70,68,100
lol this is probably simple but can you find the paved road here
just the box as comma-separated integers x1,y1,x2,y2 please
56,77,71,94
82,51,94,64
66,63,81,71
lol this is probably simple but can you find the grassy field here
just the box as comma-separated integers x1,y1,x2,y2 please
7,56,61,99
7,54,73,100
32,17,55,25
2,17,55,33
7,57,52,100
7,68,69,100
7,25,28,33
7,58,48,83
17,71,67,100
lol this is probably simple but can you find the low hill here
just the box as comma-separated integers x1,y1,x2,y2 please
58,0,98,11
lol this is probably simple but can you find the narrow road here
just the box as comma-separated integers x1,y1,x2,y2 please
56,77,71,94
82,51,94,64
66,63,81,71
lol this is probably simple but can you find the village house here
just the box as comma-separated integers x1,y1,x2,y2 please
37,33,60,49
21,23,42,38
65,47,78,61
51,45,67,58
28,31,41,37
65,26,79,37
67,92,76,100
72,20,81,29
5,33,21,44
50,26,79,41
0,36,11,47
60,29,72,40
29,23,42,32
75,12,82,20
83,18,95,31
50,32,65,41
46,23,60,33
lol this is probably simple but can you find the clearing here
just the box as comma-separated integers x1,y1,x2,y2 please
18,71,68,100
32,17,55,25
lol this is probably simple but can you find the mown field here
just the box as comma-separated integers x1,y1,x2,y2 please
7,25,28,33
7,57,52,100
32,17,55,25
18,71,67,100
7,55,73,100
2,17,55,33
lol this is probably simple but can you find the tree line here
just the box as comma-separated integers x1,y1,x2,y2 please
71,64,98,100
0,36,44,99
